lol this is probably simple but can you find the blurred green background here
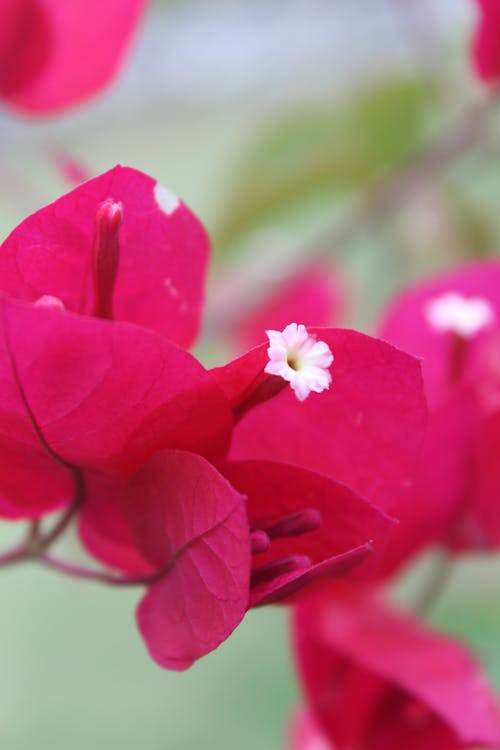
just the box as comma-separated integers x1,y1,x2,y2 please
1,0,500,747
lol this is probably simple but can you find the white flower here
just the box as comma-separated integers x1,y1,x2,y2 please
425,291,495,338
264,323,333,401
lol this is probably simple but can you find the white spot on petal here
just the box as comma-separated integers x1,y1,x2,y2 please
425,291,495,338
154,182,180,215
34,295,65,311
264,323,333,401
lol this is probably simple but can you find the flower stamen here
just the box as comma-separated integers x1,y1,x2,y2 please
425,291,495,338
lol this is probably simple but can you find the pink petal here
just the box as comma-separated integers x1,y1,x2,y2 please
0,165,209,347
127,451,250,670
379,390,476,575
250,545,372,608
222,460,394,595
0,1,28,72
289,707,332,750
472,0,500,83
294,591,500,748
0,0,146,114
78,471,154,575
0,298,232,515
0,434,73,518
220,328,426,511
473,411,500,548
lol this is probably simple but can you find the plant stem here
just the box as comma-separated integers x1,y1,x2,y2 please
205,95,500,336
37,555,156,587
414,549,453,614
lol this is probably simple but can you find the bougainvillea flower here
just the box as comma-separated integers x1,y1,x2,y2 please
471,0,500,83
293,590,500,749
0,0,146,115
80,455,394,667
0,165,427,669
0,165,209,347
378,261,500,570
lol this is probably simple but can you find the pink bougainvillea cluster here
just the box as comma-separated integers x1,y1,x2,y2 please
3,2,500,749
0,165,428,670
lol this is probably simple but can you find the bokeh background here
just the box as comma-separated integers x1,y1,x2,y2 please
1,0,500,747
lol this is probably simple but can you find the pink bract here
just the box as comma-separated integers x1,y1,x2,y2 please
214,328,427,512
0,166,209,347
221,461,394,606
378,262,500,569
472,0,500,83
293,590,500,749
0,0,146,115
0,296,232,517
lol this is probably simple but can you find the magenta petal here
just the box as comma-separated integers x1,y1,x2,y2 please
473,411,500,548
295,591,500,748
0,0,27,71
0,165,209,347
472,0,500,83
379,391,476,575
222,460,393,567
0,435,73,518
0,302,75,516
289,707,331,750
224,328,426,510
78,471,153,575
0,298,232,490
250,545,372,607
125,451,250,670
0,0,146,114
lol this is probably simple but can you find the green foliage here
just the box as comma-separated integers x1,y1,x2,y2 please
215,78,437,255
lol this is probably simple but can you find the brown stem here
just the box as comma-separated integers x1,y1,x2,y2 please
37,555,157,587
0,471,84,568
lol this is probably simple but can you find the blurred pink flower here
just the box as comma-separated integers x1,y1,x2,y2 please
378,262,500,573
0,0,146,115
292,589,500,749
472,0,500,83
230,262,344,353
